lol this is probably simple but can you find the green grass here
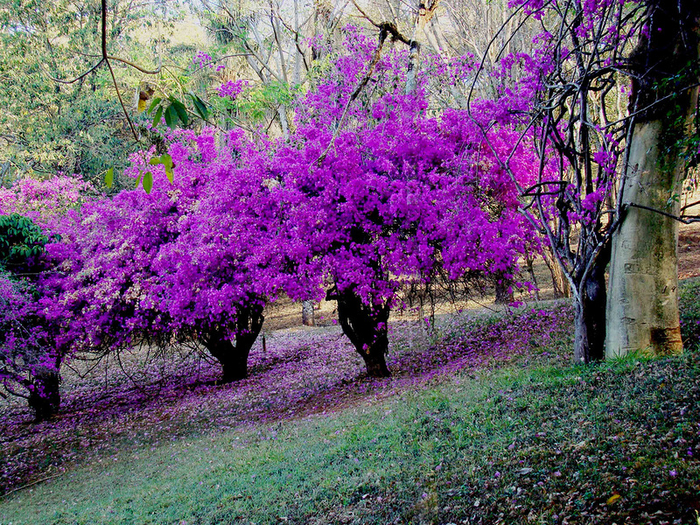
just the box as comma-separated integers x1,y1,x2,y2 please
1,351,699,524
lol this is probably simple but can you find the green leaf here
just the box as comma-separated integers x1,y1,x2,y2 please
104,167,114,188
147,97,162,115
164,105,176,129
152,106,163,128
160,153,173,170
171,99,188,126
157,153,174,183
143,171,153,194
135,171,143,188
189,93,209,120
149,156,161,166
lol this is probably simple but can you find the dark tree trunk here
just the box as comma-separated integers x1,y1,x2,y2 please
574,243,610,363
333,287,391,377
28,368,61,422
494,271,514,304
201,303,265,383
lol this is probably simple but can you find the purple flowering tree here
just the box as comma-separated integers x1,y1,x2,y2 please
0,176,96,420
274,30,535,376
146,129,282,382
44,129,282,385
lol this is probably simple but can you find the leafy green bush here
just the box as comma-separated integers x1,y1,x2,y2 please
0,213,49,271
679,277,700,350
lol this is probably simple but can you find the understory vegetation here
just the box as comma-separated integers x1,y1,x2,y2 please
1,286,699,524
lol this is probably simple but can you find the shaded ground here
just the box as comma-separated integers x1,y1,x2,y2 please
680,224,700,279
0,305,573,496
679,186,700,279
0,195,698,506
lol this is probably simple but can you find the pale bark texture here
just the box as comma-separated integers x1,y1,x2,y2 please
606,0,699,358
301,300,315,326
606,122,684,357
543,245,570,299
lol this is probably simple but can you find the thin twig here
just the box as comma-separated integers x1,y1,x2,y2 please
106,59,140,144
0,472,64,499
48,59,104,84
314,17,415,166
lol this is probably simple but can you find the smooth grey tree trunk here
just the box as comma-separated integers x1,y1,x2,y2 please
606,121,684,357
606,0,698,359
301,300,315,326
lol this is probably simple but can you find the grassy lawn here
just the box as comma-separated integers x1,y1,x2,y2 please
0,284,699,524
2,357,699,523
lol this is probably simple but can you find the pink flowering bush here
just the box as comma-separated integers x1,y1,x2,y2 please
0,177,92,420
271,31,536,376
43,129,284,385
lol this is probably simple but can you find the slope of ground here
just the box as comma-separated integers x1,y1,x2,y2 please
0,342,699,524
1,297,699,524
0,201,698,523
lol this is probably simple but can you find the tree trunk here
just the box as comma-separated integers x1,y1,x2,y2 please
201,303,265,382
493,271,514,304
205,336,250,382
543,245,571,298
606,121,684,357
524,251,540,301
301,300,315,326
28,368,61,422
334,287,391,377
574,247,608,363
606,0,698,358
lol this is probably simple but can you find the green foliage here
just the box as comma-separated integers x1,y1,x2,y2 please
211,80,295,128
657,61,700,175
0,2,129,181
680,277,700,350
103,167,114,188
147,95,208,130
148,154,174,183
188,92,210,121
0,214,49,270
0,0,200,185
141,171,154,194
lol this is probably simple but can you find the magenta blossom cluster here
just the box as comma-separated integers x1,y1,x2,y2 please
193,51,225,72
215,80,246,100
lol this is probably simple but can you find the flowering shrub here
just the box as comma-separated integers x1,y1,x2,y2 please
42,129,284,384
215,80,246,100
0,176,99,420
272,30,537,375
